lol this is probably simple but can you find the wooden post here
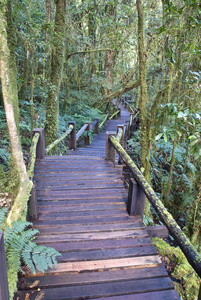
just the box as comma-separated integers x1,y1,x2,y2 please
32,128,45,160
106,131,116,166
68,122,76,150
28,181,38,220
126,121,130,138
94,119,99,134
127,178,145,219
0,233,9,300
84,122,90,145
124,124,127,148
117,108,121,117
117,125,124,144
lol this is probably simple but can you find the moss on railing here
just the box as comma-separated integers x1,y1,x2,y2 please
99,114,109,128
27,132,40,180
45,125,73,154
109,134,201,277
109,110,120,120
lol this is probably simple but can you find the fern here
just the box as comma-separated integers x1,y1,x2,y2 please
0,208,61,298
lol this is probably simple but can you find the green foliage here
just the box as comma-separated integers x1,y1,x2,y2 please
0,208,61,299
152,238,200,300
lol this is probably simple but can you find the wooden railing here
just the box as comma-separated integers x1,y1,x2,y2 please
105,123,201,279
121,97,134,113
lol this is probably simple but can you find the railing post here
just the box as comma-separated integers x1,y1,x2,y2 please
124,124,127,147
94,119,99,134
106,131,116,166
117,125,124,144
127,178,145,219
126,120,130,138
28,181,38,220
0,233,9,300
32,128,45,160
68,121,76,150
117,108,121,118
84,122,90,145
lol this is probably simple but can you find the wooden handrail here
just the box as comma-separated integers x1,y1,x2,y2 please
99,113,110,128
107,133,201,278
90,119,98,131
45,125,74,154
109,110,120,120
27,132,40,180
76,123,89,141
122,98,134,113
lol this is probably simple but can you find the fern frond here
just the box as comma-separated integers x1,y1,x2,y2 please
0,207,8,229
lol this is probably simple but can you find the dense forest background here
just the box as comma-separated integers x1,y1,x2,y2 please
0,0,201,298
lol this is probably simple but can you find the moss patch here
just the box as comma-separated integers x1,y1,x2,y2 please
152,238,201,300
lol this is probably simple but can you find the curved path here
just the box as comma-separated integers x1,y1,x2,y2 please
15,103,180,299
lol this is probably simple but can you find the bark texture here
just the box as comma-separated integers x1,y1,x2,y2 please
45,0,66,146
0,1,32,224
136,0,151,215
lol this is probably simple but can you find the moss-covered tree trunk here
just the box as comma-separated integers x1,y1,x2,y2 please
136,0,151,216
45,0,66,146
5,0,20,134
0,0,32,224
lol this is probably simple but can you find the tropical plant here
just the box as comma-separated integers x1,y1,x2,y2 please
0,207,61,299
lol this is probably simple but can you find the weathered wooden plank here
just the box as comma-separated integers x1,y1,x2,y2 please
27,255,162,276
18,266,168,289
16,277,174,299
37,188,127,196
38,197,127,207
57,245,158,262
36,183,124,191
38,198,128,206
94,289,181,300
35,221,144,235
39,203,126,213
36,237,153,252
38,209,127,220
35,229,148,243
33,215,139,227
146,225,169,239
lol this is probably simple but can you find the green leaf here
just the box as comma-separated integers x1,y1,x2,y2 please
155,133,163,141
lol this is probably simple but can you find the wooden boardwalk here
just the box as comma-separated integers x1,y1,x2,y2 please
16,104,180,299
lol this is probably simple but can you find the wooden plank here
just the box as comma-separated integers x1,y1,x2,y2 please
39,203,126,213
18,266,168,289
37,198,128,206
57,245,158,262
37,209,127,220
26,255,162,276
36,237,153,252
37,188,127,196
35,229,148,243
35,221,144,234
33,215,139,227
93,289,180,300
36,183,124,190
16,277,174,299
146,225,169,239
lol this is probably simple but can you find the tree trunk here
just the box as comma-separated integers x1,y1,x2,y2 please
136,0,151,216
45,0,66,146
0,1,32,224
5,0,20,134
